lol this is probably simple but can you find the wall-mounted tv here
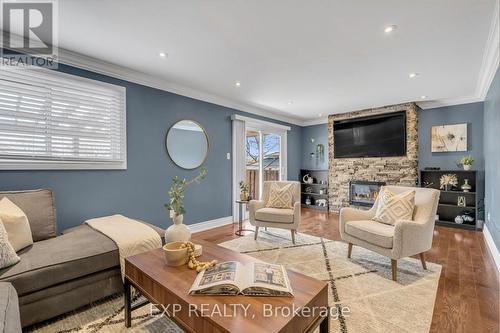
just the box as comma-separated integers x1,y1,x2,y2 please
333,111,406,158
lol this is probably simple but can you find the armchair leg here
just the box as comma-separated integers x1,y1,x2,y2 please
391,259,397,281
254,226,259,240
291,229,296,244
347,243,353,258
419,252,427,270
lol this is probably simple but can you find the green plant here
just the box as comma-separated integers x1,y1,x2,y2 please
460,155,475,166
165,168,207,216
239,181,249,194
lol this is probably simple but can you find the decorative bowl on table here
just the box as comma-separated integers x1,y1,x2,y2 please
163,241,188,266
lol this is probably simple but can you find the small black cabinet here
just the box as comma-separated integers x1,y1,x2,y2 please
419,170,481,231
299,169,329,211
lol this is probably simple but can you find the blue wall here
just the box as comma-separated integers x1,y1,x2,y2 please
484,66,500,251
418,102,484,171
301,124,328,170
0,63,302,232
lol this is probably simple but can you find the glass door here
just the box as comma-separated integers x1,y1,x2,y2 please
245,129,283,200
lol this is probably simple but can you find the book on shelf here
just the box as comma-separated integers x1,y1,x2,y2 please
189,261,294,297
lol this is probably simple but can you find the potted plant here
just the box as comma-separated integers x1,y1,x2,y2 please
239,181,250,201
164,168,207,242
460,155,474,170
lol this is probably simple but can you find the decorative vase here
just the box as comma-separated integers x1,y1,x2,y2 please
461,179,472,192
454,216,464,224
305,196,312,205
303,174,314,184
463,164,471,171
165,214,191,243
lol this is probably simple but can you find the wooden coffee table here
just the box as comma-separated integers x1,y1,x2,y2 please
124,240,329,333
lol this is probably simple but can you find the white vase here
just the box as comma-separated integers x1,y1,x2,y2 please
463,164,471,171
165,214,191,243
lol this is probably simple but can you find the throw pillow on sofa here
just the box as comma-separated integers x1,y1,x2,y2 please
372,188,415,225
0,219,20,269
266,183,294,209
0,198,33,252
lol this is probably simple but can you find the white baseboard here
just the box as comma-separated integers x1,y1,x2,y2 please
483,223,500,273
189,216,234,234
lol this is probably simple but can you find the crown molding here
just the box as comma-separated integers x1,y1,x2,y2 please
54,49,304,126
477,0,500,100
417,95,484,110
302,117,329,126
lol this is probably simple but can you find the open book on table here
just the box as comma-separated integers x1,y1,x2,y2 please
189,261,294,297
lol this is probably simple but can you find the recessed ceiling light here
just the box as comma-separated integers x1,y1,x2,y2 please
420,95,427,99
235,81,241,87
159,52,167,58
287,101,293,105
318,113,323,117
384,25,398,33
409,72,419,78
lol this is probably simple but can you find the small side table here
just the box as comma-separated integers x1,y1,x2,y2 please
235,200,254,236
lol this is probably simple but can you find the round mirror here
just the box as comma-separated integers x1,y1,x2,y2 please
165,120,209,169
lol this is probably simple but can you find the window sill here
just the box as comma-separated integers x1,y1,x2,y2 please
0,159,127,170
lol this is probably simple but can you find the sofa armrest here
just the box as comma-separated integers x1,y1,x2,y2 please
392,219,434,258
0,283,21,333
248,200,265,225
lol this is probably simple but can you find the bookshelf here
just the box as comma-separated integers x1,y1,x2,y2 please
299,169,329,211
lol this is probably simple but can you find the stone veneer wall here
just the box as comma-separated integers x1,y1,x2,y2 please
328,102,418,211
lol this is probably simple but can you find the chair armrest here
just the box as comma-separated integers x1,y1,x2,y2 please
293,201,301,228
339,207,375,236
392,219,434,258
248,200,265,225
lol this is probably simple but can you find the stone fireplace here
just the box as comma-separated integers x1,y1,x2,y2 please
328,102,418,211
349,180,386,207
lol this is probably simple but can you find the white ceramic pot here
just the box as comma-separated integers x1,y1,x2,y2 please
463,164,471,171
165,214,191,243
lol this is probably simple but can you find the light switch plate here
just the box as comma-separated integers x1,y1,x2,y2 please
226,153,231,160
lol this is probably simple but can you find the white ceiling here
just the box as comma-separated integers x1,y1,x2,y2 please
56,0,497,124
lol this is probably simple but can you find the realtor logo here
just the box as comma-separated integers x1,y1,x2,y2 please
0,0,58,67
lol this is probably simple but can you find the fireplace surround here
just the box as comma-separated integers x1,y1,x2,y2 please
349,180,386,207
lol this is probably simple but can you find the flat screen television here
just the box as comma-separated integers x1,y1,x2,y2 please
333,112,406,158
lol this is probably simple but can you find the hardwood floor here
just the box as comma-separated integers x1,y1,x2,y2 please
193,208,500,333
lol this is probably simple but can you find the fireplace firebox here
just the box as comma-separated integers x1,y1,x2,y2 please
349,180,386,207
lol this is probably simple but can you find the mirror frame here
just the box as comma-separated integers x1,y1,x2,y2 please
165,119,210,170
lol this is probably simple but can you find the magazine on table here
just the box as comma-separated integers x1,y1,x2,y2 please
188,261,294,297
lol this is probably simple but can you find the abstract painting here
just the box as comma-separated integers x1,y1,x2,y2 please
431,123,467,152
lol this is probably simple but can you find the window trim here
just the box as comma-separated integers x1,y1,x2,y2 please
0,67,127,170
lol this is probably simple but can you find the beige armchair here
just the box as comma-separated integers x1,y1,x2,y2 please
340,185,440,281
249,181,301,244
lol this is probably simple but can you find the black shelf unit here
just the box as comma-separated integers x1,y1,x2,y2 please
299,169,329,212
419,170,481,231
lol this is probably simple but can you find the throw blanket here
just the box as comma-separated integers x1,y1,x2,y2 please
85,214,162,281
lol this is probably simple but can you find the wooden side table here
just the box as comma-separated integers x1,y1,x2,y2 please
235,200,254,236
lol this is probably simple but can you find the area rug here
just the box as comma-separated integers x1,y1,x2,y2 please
27,230,441,333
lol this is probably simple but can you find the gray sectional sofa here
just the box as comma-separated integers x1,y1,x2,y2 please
0,189,164,328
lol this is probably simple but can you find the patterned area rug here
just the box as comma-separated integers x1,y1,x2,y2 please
27,230,441,333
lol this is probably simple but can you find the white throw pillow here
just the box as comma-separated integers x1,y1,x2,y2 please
372,188,415,225
0,218,20,269
0,198,33,251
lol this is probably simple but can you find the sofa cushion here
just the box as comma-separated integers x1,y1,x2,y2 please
255,207,294,224
345,220,394,249
0,282,22,333
0,190,56,241
0,224,118,296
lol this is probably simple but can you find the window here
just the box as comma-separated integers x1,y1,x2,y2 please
0,66,126,170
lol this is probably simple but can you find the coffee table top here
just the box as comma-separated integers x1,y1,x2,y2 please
125,240,328,333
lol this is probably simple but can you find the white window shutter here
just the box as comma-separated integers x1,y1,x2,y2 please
0,66,126,170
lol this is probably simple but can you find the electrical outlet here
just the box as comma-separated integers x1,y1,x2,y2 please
487,212,491,222
226,153,231,160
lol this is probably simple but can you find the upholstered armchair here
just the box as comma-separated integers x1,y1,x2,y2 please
340,185,440,281
249,181,301,244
